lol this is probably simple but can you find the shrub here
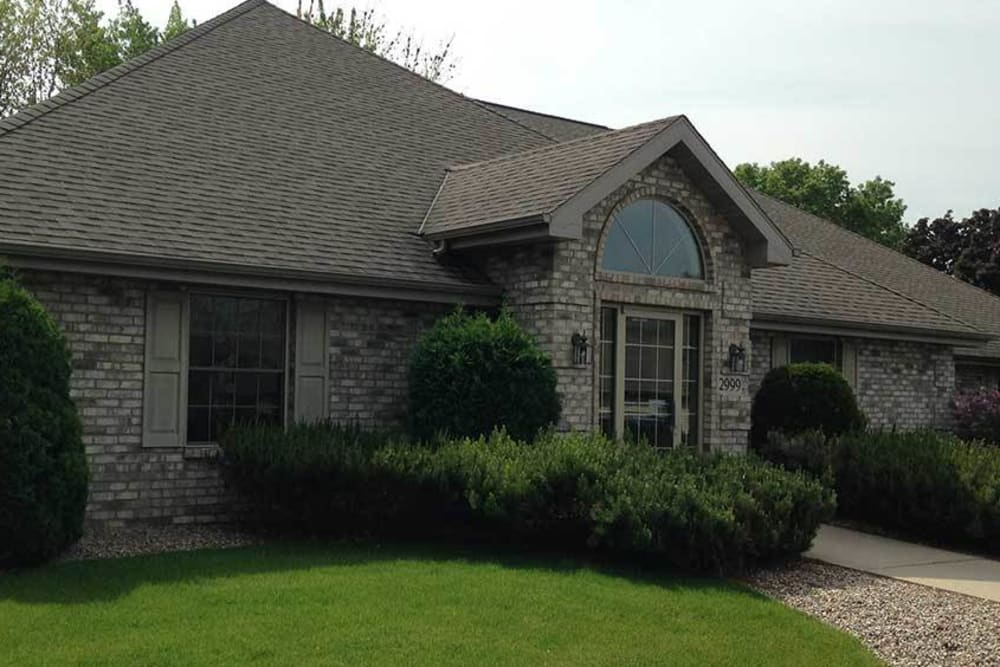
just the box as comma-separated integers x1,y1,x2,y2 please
221,425,834,573
760,429,1000,555
836,430,1000,554
750,362,865,447
0,272,88,566
408,308,561,442
952,389,1000,444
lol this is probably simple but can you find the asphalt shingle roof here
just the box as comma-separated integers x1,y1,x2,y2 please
0,0,554,292
3,1,998,354
752,193,1000,355
475,100,610,142
421,118,678,237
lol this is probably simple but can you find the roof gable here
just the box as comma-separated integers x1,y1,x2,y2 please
421,116,793,267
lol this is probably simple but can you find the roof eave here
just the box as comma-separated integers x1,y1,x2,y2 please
752,313,991,346
1,242,501,305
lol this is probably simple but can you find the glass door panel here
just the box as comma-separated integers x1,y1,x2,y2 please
623,316,675,448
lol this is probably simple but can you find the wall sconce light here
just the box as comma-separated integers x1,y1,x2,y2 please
728,343,747,373
571,332,590,366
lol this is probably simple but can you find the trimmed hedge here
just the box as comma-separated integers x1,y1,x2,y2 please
221,425,834,573
0,271,88,567
408,308,561,442
765,429,1000,555
750,362,865,447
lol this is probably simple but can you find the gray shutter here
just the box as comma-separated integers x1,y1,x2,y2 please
143,291,188,447
294,301,329,423
771,334,789,368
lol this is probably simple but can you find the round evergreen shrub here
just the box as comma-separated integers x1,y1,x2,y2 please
750,362,865,448
0,271,88,566
409,308,561,442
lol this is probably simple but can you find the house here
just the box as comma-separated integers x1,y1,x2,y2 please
2,0,999,527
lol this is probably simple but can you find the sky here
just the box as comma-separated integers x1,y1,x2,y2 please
98,0,999,222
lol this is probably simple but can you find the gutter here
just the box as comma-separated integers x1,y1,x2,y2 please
752,313,992,347
1,243,502,306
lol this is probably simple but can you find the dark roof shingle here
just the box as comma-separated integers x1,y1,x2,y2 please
421,118,678,237
0,0,553,291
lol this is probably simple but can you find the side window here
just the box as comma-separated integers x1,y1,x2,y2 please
789,336,841,370
187,295,287,444
143,292,291,447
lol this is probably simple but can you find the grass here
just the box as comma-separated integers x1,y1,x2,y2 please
0,541,881,666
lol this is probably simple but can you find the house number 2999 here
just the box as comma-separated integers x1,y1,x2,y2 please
719,377,743,392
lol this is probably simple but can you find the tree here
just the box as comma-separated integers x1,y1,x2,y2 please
162,0,193,42
297,0,456,82
734,158,908,248
110,0,158,60
55,0,120,87
903,207,1000,295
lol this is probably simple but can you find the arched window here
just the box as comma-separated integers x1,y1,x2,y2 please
601,199,704,279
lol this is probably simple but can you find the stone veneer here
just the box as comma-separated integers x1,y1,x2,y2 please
474,154,754,452
749,329,956,430
18,269,448,527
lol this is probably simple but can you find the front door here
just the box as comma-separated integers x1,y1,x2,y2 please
600,306,701,448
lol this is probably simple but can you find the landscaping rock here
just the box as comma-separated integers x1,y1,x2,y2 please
58,525,262,562
748,560,1000,667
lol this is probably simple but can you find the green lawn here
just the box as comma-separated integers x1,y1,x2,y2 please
0,542,880,666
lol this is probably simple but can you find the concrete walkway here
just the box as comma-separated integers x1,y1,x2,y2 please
806,524,1000,602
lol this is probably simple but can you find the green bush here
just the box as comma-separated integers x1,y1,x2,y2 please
0,272,88,566
751,362,865,447
761,429,1000,555
221,425,834,573
408,308,561,443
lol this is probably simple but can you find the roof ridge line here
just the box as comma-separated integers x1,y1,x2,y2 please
754,189,1000,313
445,116,678,173
418,171,450,236
801,249,986,335
0,0,266,139
467,98,561,143
474,99,611,131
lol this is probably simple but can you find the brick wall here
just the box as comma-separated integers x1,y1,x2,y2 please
856,339,955,430
475,154,755,452
19,270,233,528
320,296,450,428
19,270,449,527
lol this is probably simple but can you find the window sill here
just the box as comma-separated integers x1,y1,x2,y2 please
183,444,222,460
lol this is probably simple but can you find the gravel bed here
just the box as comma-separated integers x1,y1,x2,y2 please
58,524,264,562
747,560,1000,667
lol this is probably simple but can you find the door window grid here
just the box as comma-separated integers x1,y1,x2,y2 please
623,316,675,449
187,295,286,443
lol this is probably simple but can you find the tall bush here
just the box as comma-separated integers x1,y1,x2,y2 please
0,271,88,566
408,308,560,442
751,362,865,447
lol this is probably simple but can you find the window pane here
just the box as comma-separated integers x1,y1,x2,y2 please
187,294,287,443
188,370,211,406
790,338,838,367
187,407,209,443
601,199,704,279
